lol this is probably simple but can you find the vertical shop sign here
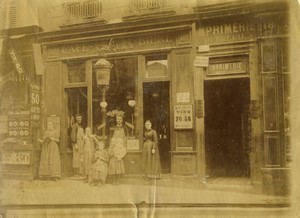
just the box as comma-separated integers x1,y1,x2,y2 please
8,44,26,75
174,105,193,129
30,84,41,126
7,105,31,141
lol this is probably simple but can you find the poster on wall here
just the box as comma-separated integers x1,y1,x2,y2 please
174,104,193,129
7,105,31,141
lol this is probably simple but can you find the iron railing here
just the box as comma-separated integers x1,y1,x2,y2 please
129,0,169,13
63,0,103,24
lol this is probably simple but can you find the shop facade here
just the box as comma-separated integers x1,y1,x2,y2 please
0,0,290,195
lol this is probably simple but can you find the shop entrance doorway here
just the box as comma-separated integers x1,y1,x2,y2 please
204,78,250,177
63,87,88,175
143,82,170,174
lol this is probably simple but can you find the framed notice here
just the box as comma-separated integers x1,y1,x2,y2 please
126,139,139,151
174,105,193,129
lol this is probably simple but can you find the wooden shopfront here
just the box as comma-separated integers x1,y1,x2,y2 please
0,26,43,180
194,11,290,195
39,20,200,177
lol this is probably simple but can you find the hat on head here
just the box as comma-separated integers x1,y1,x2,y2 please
75,114,82,118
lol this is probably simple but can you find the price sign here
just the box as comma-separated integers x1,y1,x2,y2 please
8,105,31,140
1,151,31,165
174,105,193,129
30,84,41,124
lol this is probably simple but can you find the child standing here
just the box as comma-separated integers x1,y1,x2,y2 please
89,141,109,187
81,127,98,183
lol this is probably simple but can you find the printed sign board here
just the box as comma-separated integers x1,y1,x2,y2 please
1,151,31,165
174,105,193,129
7,105,31,140
126,139,139,151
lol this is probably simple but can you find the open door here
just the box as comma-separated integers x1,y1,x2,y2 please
143,81,171,174
204,78,250,177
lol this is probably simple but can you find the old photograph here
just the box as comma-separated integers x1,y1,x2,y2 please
0,0,299,217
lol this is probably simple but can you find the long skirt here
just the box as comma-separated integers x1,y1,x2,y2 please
143,140,161,178
82,150,94,176
108,157,125,175
89,161,108,183
72,143,81,169
39,141,61,178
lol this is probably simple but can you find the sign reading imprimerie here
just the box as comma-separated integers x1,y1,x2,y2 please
199,21,256,44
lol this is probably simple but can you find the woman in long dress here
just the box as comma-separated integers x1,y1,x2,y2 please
39,122,61,181
143,120,161,180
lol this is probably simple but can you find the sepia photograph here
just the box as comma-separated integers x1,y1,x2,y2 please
0,0,299,217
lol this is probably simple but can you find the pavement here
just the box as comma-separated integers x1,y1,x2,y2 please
0,176,293,218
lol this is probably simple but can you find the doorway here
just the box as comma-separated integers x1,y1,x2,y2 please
204,78,250,177
143,81,171,174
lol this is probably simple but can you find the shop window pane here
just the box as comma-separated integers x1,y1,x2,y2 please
92,57,138,138
67,62,86,83
146,54,168,78
265,136,280,166
263,76,278,131
262,42,277,72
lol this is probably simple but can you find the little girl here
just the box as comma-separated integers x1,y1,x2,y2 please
89,141,109,187
81,127,98,183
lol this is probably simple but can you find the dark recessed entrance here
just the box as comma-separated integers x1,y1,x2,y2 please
204,78,250,177
143,81,171,174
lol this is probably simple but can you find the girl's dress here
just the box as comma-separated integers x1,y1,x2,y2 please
81,135,97,176
143,129,161,179
89,149,109,183
108,127,126,175
39,130,61,178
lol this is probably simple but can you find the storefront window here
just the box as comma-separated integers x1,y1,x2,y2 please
67,61,86,83
145,54,168,78
92,57,138,138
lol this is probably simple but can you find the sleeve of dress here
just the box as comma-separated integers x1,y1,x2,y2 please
152,130,158,147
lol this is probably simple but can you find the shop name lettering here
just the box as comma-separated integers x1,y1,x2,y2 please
8,48,25,74
210,62,244,71
202,22,255,35
60,34,173,54
200,22,255,43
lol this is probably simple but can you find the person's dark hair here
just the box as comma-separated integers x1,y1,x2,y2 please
145,120,151,124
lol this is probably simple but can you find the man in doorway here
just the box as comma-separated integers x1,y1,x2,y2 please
71,114,84,176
